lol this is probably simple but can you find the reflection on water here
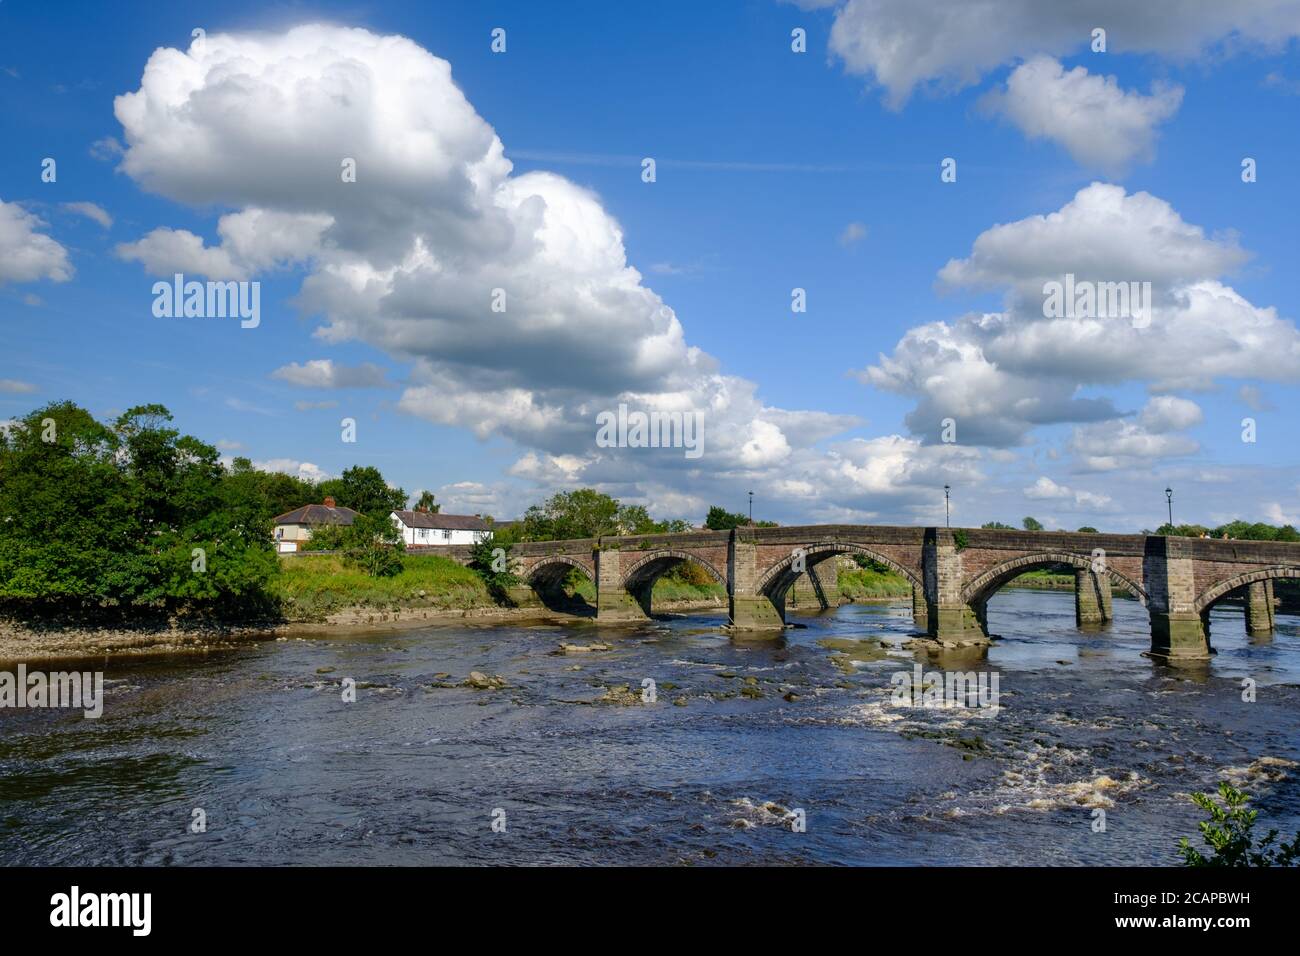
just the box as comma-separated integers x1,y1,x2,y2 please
1,590,1297,865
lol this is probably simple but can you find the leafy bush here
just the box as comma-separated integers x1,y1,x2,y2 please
1179,782,1300,867
341,514,405,577
302,523,348,552
665,559,717,586
467,538,518,603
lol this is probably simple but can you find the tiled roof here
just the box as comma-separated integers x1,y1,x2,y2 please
392,510,492,531
272,503,359,526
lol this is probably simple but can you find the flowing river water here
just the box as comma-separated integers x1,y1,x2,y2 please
2,588,1298,866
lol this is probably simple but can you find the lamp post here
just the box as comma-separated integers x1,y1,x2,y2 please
748,490,753,526
944,484,951,528
1165,487,1173,529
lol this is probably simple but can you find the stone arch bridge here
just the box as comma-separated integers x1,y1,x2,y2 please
444,526,1300,662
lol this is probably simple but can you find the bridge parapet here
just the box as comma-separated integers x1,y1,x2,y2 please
602,530,731,551
960,529,1147,556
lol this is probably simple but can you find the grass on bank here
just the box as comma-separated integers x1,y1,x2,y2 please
837,567,913,600
273,553,492,620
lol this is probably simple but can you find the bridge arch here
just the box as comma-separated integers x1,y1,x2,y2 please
756,542,924,603
622,550,727,590
525,555,592,588
524,557,595,614
961,551,1146,607
1194,565,1300,613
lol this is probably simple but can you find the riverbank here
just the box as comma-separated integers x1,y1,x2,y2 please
0,548,745,665
0,597,732,667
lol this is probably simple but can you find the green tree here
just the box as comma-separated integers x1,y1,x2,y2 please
222,457,316,530
1179,783,1300,867
0,402,133,605
414,489,440,513
468,538,518,603
301,523,349,552
705,506,749,530
521,489,621,540
318,465,407,518
341,513,405,577
981,521,1015,530
1076,526,1099,533
0,402,276,618
518,489,693,540
1022,517,1044,532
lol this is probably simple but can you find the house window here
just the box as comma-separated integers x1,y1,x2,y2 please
443,530,452,541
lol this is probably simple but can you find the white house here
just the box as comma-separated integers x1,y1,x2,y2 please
271,497,359,553
390,509,493,547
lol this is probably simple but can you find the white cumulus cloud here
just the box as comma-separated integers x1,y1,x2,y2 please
813,0,1300,107
980,56,1182,171
112,24,857,500
860,184,1299,451
272,360,390,389
0,199,72,284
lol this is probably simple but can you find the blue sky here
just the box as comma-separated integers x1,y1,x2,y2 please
2,0,1298,530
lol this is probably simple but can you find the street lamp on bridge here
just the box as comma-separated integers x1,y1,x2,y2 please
748,490,753,526
944,484,951,528
1165,487,1173,529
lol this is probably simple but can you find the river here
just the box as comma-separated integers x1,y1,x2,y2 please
2,588,1298,865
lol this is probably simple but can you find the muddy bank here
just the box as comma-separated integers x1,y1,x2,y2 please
0,595,740,667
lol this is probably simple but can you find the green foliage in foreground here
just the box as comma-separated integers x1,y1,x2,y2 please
0,402,278,619
1179,782,1300,867
0,401,431,622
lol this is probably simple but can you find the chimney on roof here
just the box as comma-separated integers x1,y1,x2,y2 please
323,496,336,508
416,505,427,513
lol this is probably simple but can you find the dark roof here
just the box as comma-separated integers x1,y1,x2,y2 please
272,503,359,526
392,510,492,532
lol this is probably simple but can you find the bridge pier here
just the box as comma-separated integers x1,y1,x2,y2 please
911,584,928,632
924,529,990,644
728,531,785,631
1074,568,1112,627
505,584,543,609
1144,541,1212,662
594,547,648,623
1244,580,1275,636
789,559,839,611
